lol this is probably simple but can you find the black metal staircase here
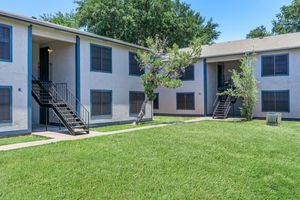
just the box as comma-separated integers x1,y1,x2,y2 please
212,94,237,119
32,77,89,135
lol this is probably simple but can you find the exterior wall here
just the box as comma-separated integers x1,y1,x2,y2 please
154,60,204,116
206,62,217,115
253,50,300,119
0,18,29,134
80,37,152,125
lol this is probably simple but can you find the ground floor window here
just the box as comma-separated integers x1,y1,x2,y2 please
129,91,145,115
0,86,12,123
91,90,112,116
153,93,159,109
262,90,289,112
176,93,195,110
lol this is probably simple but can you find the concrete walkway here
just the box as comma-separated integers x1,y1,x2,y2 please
0,117,242,152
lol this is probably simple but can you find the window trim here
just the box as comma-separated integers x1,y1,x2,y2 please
0,23,13,63
129,52,144,76
181,65,195,81
176,92,195,110
261,90,290,113
153,93,159,110
0,86,13,123
90,89,113,119
129,91,145,116
90,43,112,73
261,53,289,77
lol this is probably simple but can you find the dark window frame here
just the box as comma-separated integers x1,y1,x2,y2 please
261,54,289,77
129,52,144,76
153,93,159,110
0,23,13,62
176,92,195,110
90,43,112,73
0,86,13,123
129,91,145,115
180,65,195,81
90,90,113,118
261,90,290,112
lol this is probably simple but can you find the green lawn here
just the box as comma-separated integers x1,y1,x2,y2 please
0,135,47,146
92,116,195,132
0,120,300,199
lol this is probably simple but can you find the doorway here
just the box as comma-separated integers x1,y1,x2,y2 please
39,47,50,125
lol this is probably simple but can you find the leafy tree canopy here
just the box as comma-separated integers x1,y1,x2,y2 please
272,0,300,34
74,0,219,47
40,11,79,29
246,25,272,39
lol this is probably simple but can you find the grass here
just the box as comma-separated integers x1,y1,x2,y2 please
0,135,47,146
92,116,195,132
0,120,300,199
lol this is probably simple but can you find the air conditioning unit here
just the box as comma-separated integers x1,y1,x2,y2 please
266,113,282,126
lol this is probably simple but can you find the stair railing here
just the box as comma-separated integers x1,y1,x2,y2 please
32,76,90,131
212,95,220,118
53,83,89,130
223,95,232,118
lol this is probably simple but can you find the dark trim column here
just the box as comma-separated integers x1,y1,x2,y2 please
203,58,207,116
28,25,32,132
75,36,81,113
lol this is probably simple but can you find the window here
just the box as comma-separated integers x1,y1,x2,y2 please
0,24,12,62
129,52,144,76
180,65,194,81
153,93,159,109
90,44,112,73
91,90,112,116
262,54,288,76
262,91,289,112
176,93,195,110
129,91,145,115
0,87,12,123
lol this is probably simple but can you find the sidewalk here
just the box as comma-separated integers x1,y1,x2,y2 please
0,117,218,152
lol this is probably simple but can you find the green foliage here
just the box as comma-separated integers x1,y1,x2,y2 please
221,54,259,120
246,25,272,39
75,0,219,47
137,36,202,102
40,11,79,29
272,0,300,34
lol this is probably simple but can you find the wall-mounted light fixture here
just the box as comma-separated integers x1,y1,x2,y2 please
48,48,53,53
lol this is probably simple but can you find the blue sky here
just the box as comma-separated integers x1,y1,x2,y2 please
0,0,293,42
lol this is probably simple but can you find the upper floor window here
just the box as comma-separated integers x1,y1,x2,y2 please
90,44,112,73
262,54,288,76
0,24,12,62
180,65,194,81
262,90,289,112
0,87,12,123
129,52,144,76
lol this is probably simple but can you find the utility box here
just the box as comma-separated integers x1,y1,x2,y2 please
266,113,282,126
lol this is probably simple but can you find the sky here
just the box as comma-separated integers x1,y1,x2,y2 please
0,0,293,43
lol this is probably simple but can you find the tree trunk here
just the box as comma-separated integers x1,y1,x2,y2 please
134,97,149,125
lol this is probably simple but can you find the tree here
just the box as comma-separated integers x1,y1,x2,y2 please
246,25,272,39
135,36,202,123
220,54,259,121
75,0,219,48
40,11,79,29
272,0,300,34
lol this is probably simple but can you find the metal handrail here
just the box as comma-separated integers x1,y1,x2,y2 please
32,76,90,130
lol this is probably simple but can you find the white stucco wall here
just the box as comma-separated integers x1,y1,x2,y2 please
253,50,300,119
0,18,28,133
80,37,152,125
154,60,204,116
